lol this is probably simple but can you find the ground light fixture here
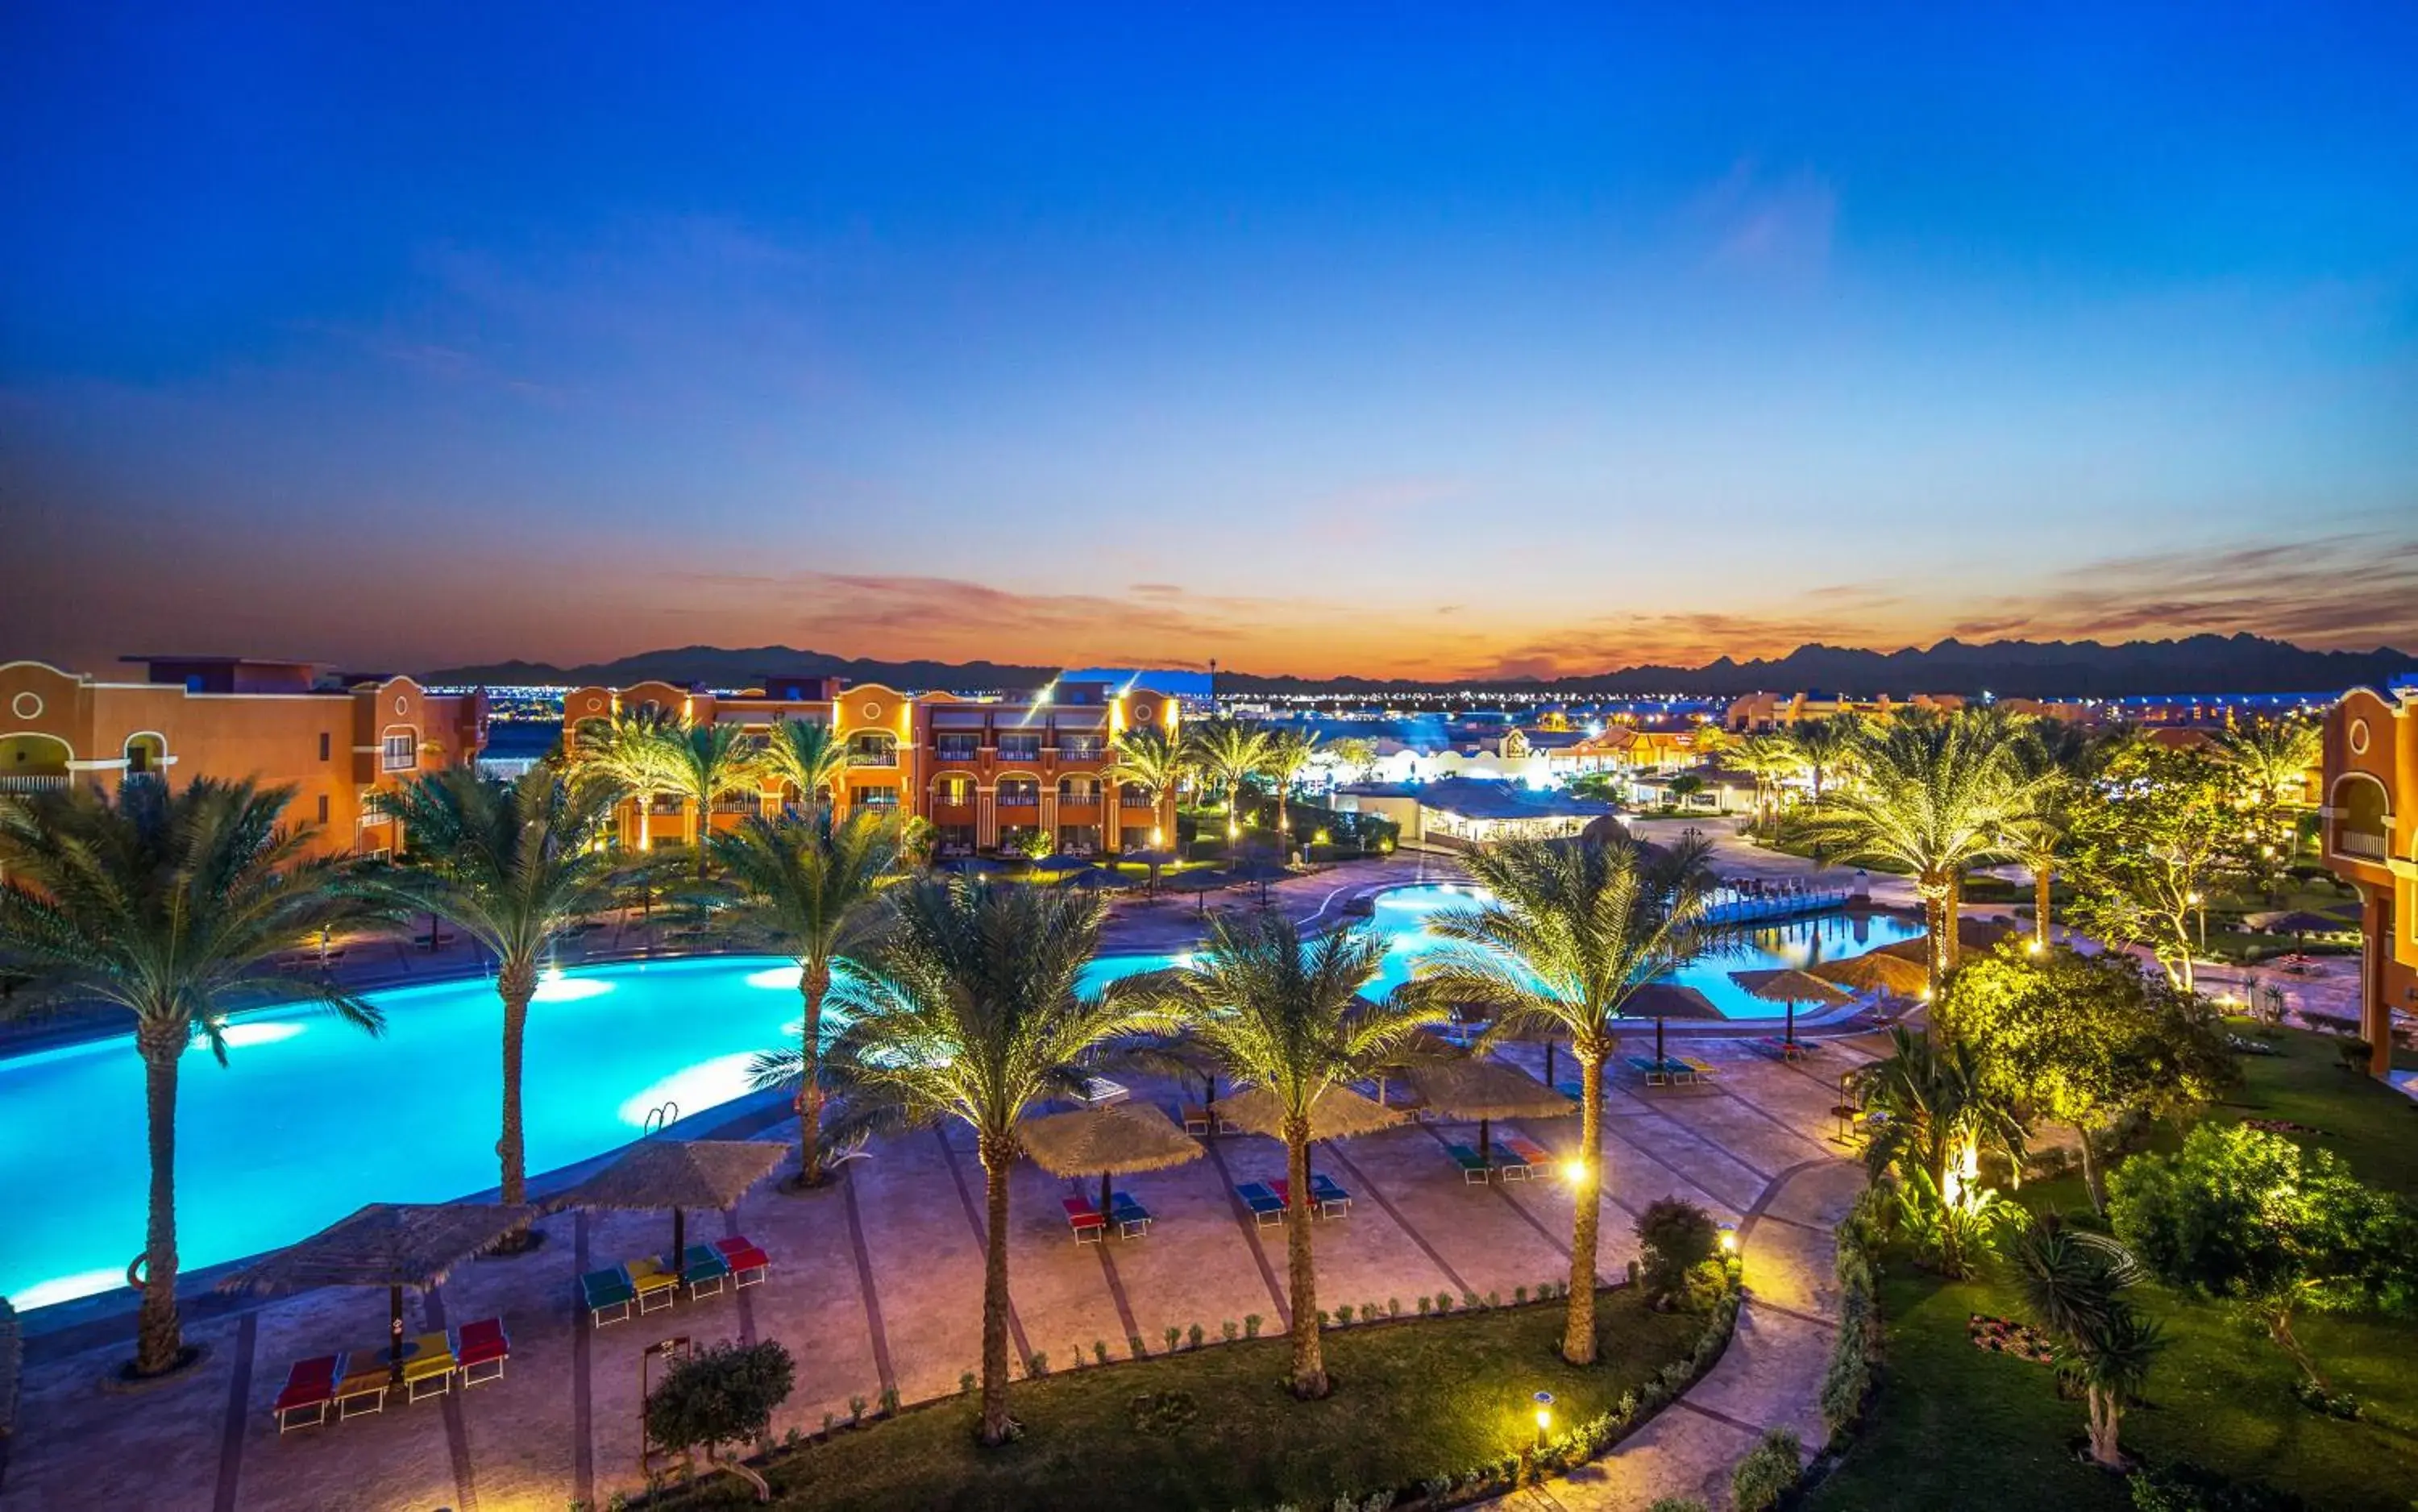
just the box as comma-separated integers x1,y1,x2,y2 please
1560,1158,1590,1187
1718,1223,1739,1255
1533,1390,1555,1449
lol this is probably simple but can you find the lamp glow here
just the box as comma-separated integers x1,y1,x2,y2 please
1532,1389,1555,1448
1718,1224,1739,1254
1560,1159,1590,1186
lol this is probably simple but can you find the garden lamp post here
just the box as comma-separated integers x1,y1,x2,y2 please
1532,1390,1554,1450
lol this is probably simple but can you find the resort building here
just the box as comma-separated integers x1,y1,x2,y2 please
559,676,1180,858
1329,776,1610,848
0,657,488,858
1725,690,2091,732
2319,685,2417,1075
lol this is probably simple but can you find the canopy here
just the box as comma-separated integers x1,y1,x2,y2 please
1018,1103,1203,1178
1402,1059,1574,1121
1728,968,1855,1007
1120,847,1178,867
1067,865,1140,891
2259,910,2354,936
1215,1083,1403,1141
1618,982,1724,1065
542,1138,787,1286
1874,916,2017,964
1811,951,1929,998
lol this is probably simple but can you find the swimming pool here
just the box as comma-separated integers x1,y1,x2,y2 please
0,887,1917,1308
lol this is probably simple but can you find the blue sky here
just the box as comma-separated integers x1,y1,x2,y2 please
4,2,2414,677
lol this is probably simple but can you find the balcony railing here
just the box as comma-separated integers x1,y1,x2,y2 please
1057,790,1103,807
847,751,899,768
1120,794,1157,809
995,745,1043,762
1057,741,1106,759
933,742,980,762
0,774,72,794
2333,829,2388,861
997,792,1041,808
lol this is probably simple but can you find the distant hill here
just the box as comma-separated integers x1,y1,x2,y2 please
430,633,2417,700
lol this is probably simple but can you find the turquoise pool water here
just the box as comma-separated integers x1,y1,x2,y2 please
0,886,1917,1308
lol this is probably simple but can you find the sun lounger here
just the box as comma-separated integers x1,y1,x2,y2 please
1676,1056,1718,1082
1062,1195,1107,1244
1236,1181,1287,1225
1110,1190,1153,1238
403,1331,457,1402
1756,1036,1817,1061
678,1244,731,1298
274,1353,343,1431
333,1356,390,1420
713,1234,771,1287
1309,1173,1352,1216
1624,1055,1671,1086
1501,1135,1552,1174
625,1256,680,1313
1444,1143,1492,1183
581,1265,637,1327
454,1318,509,1387
1496,1144,1534,1181
1180,1103,1215,1135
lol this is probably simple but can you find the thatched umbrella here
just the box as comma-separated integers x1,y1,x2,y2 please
1067,865,1140,891
1167,868,1228,916
1729,967,1855,1049
1403,1058,1573,1165
1875,916,2017,968
1215,1083,1402,1185
543,1139,786,1287
1810,949,1929,999
1027,851,1091,880
1019,1103,1203,1217
1620,982,1724,1066
1122,846,1178,890
222,1202,538,1385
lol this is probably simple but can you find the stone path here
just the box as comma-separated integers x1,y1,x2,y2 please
5,1025,1879,1511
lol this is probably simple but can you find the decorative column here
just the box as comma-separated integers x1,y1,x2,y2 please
1103,785,1122,851
1040,786,1059,851
977,787,998,849
2362,883,2394,1076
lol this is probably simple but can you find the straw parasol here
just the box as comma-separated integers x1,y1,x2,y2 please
1215,1082,1402,1186
1619,982,1724,1066
1019,1103,1203,1216
1067,865,1140,891
1875,916,2017,966
1729,967,1855,1049
543,1139,786,1286
1404,1058,1573,1164
223,1201,539,1384
1167,868,1228,916
1810,949,1930,999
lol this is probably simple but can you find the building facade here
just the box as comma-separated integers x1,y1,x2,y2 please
0,657,488,858
2320,686,2416,1076
559,677,1180,858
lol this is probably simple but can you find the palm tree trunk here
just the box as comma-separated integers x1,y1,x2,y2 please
2087,1386,2124,1468
1563,1045,1606,1365
135,1023,185,1375
2034,864,2053,947
796,964,829,1185
634,788,654,852
497,959,536,1205
2074,1123,2105,1214
977,1135,1017,1444
1284,1118,1327,1398
2268,1307,2325,1391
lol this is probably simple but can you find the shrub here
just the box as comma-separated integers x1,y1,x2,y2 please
1128,1389,1202,1435
1129,1333,1147,1356
1094,1340,1110,1365
1164,1325,1183,1353
1028,1352,1049,1378
2129,1458,2307,1511
1417,1295,1431,1315
2336,1038,2374,1072
846,1393,867,1424
642,1340,796,1498
1187,1323,1205,1349
1244,1314,1263,1338
1636,1198,1722,1305
1514,1286,1528,1304
1388,1297,1402,1317
1335,1305,1353,1325
1730,1426,1803,1512
822,1410,837,1436
956,1373,974,1398
1648,1501,1712,1512
1435,1290,1454,1313
1222,1320,1239,1342
878,1385,899,1415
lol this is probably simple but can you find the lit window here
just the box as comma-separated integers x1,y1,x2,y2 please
381,733,418,771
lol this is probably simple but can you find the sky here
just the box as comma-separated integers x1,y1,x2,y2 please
3,2,2415,681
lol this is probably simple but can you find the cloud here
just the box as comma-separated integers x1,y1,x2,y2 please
1685,160,1838,284
1957,535,2418,650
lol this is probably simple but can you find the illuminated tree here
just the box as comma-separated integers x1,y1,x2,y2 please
662,722,765,873
0,779,392,1377
2003,1216,2164,1468
1106,725,1189,849
1261,729,1323,844
764,717,847,821
2066,743,2241,991
1851,1025,2025,1276
1186,719,1272,849
1784,713,1861,810
573,704,682,851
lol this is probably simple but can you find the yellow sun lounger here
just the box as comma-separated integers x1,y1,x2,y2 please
626,1256,681,1314
402,1331,457,1402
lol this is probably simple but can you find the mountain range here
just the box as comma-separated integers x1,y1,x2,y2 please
429,633,2416,700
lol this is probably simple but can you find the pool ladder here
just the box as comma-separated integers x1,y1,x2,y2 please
643,1101,680,1136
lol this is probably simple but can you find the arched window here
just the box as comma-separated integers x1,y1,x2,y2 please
2332,773,2391,861
123,733,167,777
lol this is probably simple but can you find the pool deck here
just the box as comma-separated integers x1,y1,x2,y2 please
2,1027,1890,1511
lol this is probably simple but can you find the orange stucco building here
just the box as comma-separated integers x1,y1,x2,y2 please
0,657,488,858
2320,686,2417,1074
560,676,1180,858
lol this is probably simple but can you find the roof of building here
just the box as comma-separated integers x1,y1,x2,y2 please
1337,777,1609,820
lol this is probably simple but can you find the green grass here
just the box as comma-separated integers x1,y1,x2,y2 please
665,1291,1705,1510
1809,1031,2418,1510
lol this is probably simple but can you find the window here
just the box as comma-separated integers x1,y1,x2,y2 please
1057,779,1101,805
381,733,418,772
936,775,974,807
850,785,899,808
1057,734,1103,759
998,779,1040,806
997,733,1041,761
936,734,979,761
317,795,330,825
936,823,977,854
848,733,899,767
318,732,331,762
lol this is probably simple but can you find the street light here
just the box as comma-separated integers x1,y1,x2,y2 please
1533,1389,1555,1449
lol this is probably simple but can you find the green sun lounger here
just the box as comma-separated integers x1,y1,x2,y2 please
581,1265,637,1327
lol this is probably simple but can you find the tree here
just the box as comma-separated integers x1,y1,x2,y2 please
1326,736,1378,784
662,722,764,873
824,879,1168,1444
371,769,622,1207
1261,729,1323,845
715,813,900,1186
0,779,393,1376
2214,717,2320,875
1635,1198,1721,1307
1785,714,1860,810
1417,833,1722,1363
2066,743,2241,991
1942,947,2236,1211
1728,734,1801,828
1106,726,1189,849
1852,1025,2025,1276
1809,711,2042,1011
895,814,937,873
643,1340,796,1502
2003,721,2097,948
2110,1123,2412,1390
2002,1215,2163,1469
572,704,681,851
1154,912,1444,1396
764,717,847,823
1665,773,1705,807
1186,719,1271,848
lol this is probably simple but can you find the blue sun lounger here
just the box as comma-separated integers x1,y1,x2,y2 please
1110,1190,1154,1237
1444,1142,1492,1183
580,1266,636,1327
1236,1181,1286,1225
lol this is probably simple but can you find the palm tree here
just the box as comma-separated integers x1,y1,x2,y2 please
2004,1216,2163,1468
372,769,622,1207
0,779,394,1376
1157,912,1444,1396
662,722,763,873
1186,719,1271,851
818,879,1167,1444
710,812,901,1186
1853,1025,2026,1275
1416,834,1721,1364
1106,725,1189,851
2005,725,2092,949
765,717,848,822
1809,712,2040,1011
1261,729,1323,848
1784,714,1860,810
573,705,681,852
2214,717,2320,867
1729,733,1801,829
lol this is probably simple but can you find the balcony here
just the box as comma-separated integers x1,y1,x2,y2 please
1120,794,1157,809
933,741,981,762
995,745,1043,763
0,774,71,794
1057,790,1103,808
1057,741,1106,760
847,752,899,768
2333,829,2388,862
997,791,1041,809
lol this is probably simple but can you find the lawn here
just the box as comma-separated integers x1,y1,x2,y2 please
658,1289,1705,1510
1808,1030,2418,1510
